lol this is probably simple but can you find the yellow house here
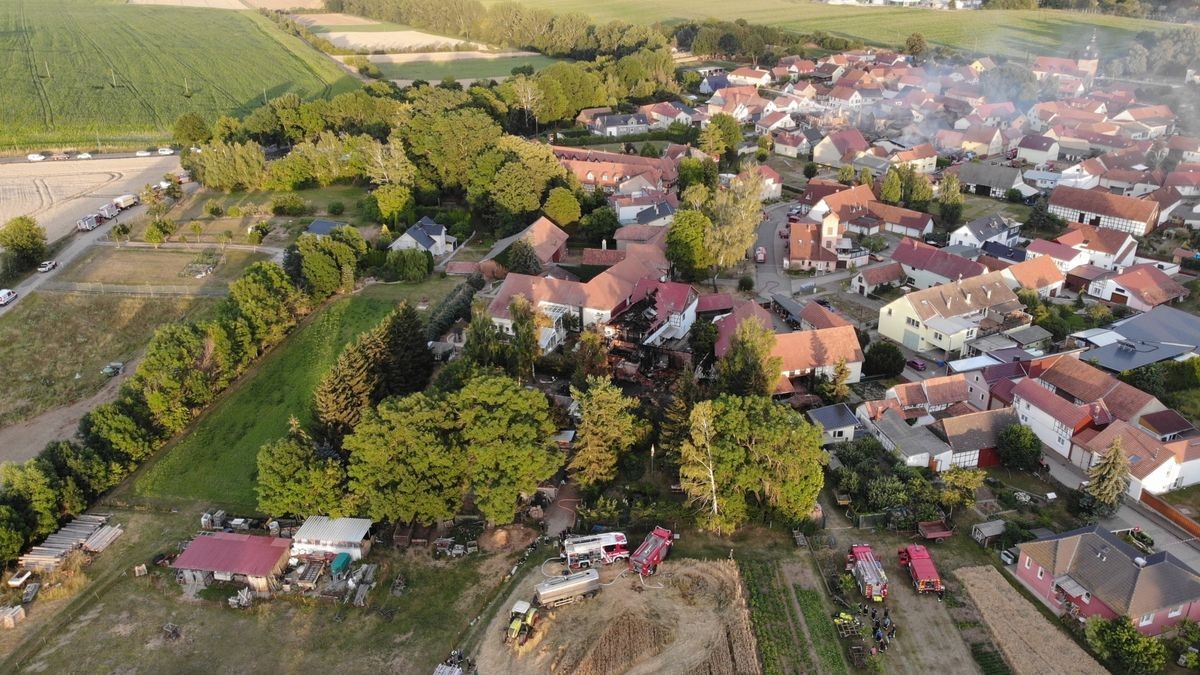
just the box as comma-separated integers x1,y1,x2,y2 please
877,272,1028,357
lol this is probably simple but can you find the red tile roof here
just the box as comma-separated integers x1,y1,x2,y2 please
173,533,291,577
1049,185,1158,226
772,326,863,374
1108,265,1189,307
800,302,852,329
1005,256,1064,291
1012,378,1091,428
1056,222,1133,255
714,301,773,358
891,238,985,281
860,262,905,286
1026,238,1082,262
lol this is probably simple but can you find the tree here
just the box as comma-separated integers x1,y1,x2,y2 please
507,295,541,383
863,342,905,377
572,329,609,390
452,376,560,525
1125,43,1149,75
0,216,47,269
111,222,131,247
503,239,543,276
837,164,856,185
858,167,873,187
255,419,346,517
542,187,581,226
699,123,727,157
1,461,62,536
173,112,211,147
803,162,818,179
383,302,434,396
373,183,414,225
345,393,464,524
312,325,385,448
1026,195,1066,235
717,318,780,397
821,358,851,402
880,169,902,204
939,467,985,517
1087,436,1130,511
938,171,964,226
568,376,638,488
705,166,764,288
463,306,504,368
980,63,1039,103
658,371,698,463
678,157,718,193
681,183,710,211
188,221,203,245
666,210,714,281
905,33,928,58
708,113,743,162
580,206,620,244
1085,616,1168,675
997,424,1042,470
907,172,934,209
867,475,908,511
0,506,25,563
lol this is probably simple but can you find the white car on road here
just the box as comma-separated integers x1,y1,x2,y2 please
0,289,17,306
76,152,92,159
26,153,45,162
157,147,174,156
37,260,58,273
135,150,152,157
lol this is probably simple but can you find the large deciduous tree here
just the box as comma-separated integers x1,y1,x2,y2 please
255,419,346,517
717,318,780,397
997,424,1042,471
665,210,714,281
568,376,639,488
0,216,47,269
705,166,764,288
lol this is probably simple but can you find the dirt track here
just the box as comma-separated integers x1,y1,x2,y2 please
0,156,180,242
476,559,760,675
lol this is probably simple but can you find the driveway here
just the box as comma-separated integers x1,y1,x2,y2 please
544,481,580,537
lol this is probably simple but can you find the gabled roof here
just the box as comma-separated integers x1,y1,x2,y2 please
1037,356,1156,422
874,408,952,460
823,128,869,155
1005,255,1065,291
1140,409,1195,438
981,241,1026,262
1110,306,1200,347
1011,378,1091,428
923,374,970,407
939,407,1019,452
860,261,905,286
714,301,773,358
306,219,347,236
483,216,568,266
1018,134,1058,151
771,326,864,374
899,270,1022,321
1049,185,1158,224
294,516,372,545
958,214,1017,242
800,302,851,329
1019,525,1200,616
952,162,1021,189
808,403,861,431
1056,222,1134,256
1107,265,1189,307
1027,239,1083,262
173,533,291,577
892,238,986,281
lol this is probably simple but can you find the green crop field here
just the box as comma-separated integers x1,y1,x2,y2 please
377,55,561,81
0,0,359,151
480,0,1165,57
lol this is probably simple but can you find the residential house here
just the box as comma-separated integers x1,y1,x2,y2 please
552,146,677,193
1111,104,1176,139
713,300,773,358
800,302,852,331
1011,377,1098,459
1025,239,1091,274
774,131,811,158
1017,134,1061,165
890,143,938,174
1140,409,1196,443
885,373,971,418
851,262,905,296
813,128,869,167
755,111,796,135
807,403,864,446
173,533,291,594
827,86,864,110
878,271,1029,357
891,238,986,289
590,113,651,137
610,190,675,224
390,216,456,255
291,516,373,561
1165,172,1200,198
638,101,694,129
771,326,864,389
1017,526,1200,636
1087,265,1189,312
699,74,730,95
867,202,934,238
1048,185,1159,236
575,107,613,127
1055,223,1138,271
868,408,954,472
481,216,569,274
949,214,1020,248
1031,55,1098,85
614,223,669,250
1168,136,1200,164
727,67,772,87
961,127,1004,157
608,277,698,348
1003,255,1066,298
937,407,1019,469
952,162,1026,199
1075,420,1184,497
759,165,784,200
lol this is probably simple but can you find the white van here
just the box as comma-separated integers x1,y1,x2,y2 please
0,289,17,306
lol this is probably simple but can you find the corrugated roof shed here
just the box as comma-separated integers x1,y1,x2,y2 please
293,516,373,546
173,533,291,577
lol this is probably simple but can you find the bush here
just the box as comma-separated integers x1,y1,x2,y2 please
1005,188,1023,203
738,275,755,292
271,193,309,216
227,205,241,217
327,201,345,216
204,200,224,217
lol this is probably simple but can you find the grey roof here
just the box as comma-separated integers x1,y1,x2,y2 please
874,408,952,459
942,244,980,259
772,293,807,323
1110,306,1200,348
981,241,1026,262
1084,340,1193,372
1007,325,1053,346
414,215,445,237
293,516,372,546
402,216,447,250
955,162,1022,190
1019,525,1200,616
807,403,861,431
973,520,1007,538
801,127,825,146
940,408,1018,453
635,202,676,224
307,219,347,236
596,113,649,128
961,214,1018,242
703,74,729,89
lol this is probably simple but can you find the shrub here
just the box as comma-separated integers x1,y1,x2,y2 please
227,205,242,218
327,201,345,216
204,200,224,217
738,275,755,292
1005,188,1023,203
271,193,309,216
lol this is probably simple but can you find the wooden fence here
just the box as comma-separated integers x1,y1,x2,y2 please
1139,491,1200,540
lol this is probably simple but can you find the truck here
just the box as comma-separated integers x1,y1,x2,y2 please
97,203,120,220
898,544,942,594
534,569,601,608
504,600,539,645
560,532,629,570
112,194,139,210
846,544,888,602
75,214,99,231
629,526,673,576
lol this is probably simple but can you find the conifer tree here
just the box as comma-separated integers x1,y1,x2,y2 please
1087,436,1130,509
313,329,382,448
383,302,434,396
568,376,638,488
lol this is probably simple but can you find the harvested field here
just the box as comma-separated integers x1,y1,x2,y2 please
247,0,324,7
322,30,471,51
475,559,760,675
955,566,1103,675
353,50,540,64
127,0,244,7
58,247,268,287
293,12,383,27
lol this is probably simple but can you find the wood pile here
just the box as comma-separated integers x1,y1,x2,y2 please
18,515,110,572
0,606,26,629
83,525,123,553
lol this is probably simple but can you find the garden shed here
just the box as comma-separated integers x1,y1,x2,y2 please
291,516,373,561
972,520,1007,547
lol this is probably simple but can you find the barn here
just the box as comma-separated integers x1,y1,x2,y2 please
172,533,291,594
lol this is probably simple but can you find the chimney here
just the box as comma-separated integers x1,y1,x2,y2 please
965,292,972,304
986,287,992,300
602,239,608,250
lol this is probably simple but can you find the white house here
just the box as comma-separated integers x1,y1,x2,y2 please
1054,223,1138,271
390,216,456,256
1024,239,1090,274
1016,134,1060,165
949,214,1020,249
1087,265,1189,313
727,67,772,87
1048,185,1159,236
876,272,1028,357
869,408,953,472
1010,378,1092,461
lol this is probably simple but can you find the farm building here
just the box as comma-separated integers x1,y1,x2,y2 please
291,516,374,561
172,533,291,593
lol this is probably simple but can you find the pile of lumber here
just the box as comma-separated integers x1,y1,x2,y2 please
83,525,123,553
17,515,110,572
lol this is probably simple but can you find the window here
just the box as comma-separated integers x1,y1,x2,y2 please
1140,613,1155,627
1036,567,1044,580
1024,556,1031,570
833,430,845,438
906,317,920,328
933,332,944,341
1081,592,1091,605
887,309,893,316
1170,605,1184,618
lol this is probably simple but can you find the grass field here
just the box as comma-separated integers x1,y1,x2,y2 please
133,278,461,511
480,0,1164,57
0,292,216,427
60,247,269,286
0,0,359,150
377,55,562,81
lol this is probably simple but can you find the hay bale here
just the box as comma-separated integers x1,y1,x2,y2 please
570,612,675,675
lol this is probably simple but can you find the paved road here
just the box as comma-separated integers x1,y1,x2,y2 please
0,151,165,165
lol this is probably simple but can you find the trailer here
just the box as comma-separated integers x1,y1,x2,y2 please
897,544,943,593
917,520,954,543
629,526,673,576
97,204,120,220
560,532,629,570
846,544,888,602
112,194,139,210
75,214,99,231
534,569,600,608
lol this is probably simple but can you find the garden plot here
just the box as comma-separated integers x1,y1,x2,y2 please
475,559,759,675
956,566,1103,674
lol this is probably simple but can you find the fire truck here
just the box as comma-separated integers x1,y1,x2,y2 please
846,544,888,602
560,532,629,570
898,544,943,593
629,526,673,576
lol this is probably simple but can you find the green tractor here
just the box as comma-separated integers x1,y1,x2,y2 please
504,600,539,647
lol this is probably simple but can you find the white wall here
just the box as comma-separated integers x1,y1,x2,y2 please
1013,392,1073,459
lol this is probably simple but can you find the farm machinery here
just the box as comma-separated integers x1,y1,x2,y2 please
504,600,540,646
846,544,888,602
629,526,673,576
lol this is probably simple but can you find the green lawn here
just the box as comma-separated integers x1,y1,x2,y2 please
0,0,359,150
480,0,1165,58
377,55,562,81
133,277,460,511
177,185,370,221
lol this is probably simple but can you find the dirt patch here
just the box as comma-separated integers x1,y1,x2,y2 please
292,12,381,27
246,0,323,8
475,559,760,675
322,31,471,52
956,565,1103,674
344,51,539,64
479,525,538,553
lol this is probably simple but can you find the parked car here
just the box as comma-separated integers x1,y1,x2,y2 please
36,260,57,273
1000,547,1019,565
755,247,767,263
101,362,124,377
906,358,927,371
157,147,174,156
76,152,92,159
778,228,789,239
135,150,152,157
51,153,70,161
26,153,45,162
815,298,833,309
0,289,16,306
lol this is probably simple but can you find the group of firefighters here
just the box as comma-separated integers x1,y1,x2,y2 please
859,604,900,654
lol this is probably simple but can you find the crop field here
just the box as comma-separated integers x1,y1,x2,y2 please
479,0,1164,57
134,278,461,511
0,291,216,428
377,55,562,81
0,0,359,150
